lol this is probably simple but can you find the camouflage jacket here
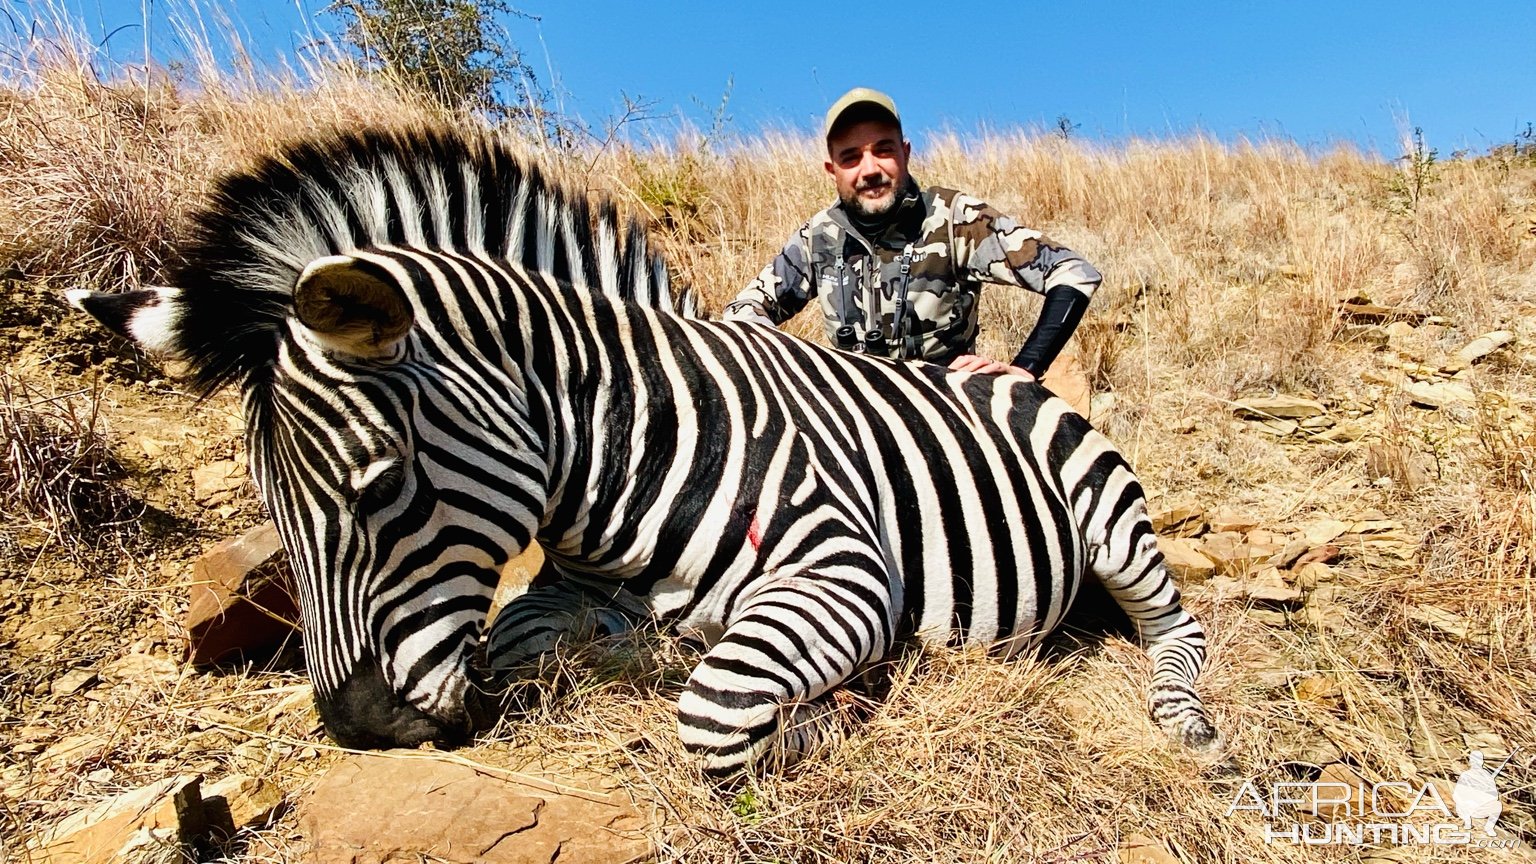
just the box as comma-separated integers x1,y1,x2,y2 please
724,180,1102,365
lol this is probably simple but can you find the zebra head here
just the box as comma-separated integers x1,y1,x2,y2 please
66,127,678,749
70,251,541,747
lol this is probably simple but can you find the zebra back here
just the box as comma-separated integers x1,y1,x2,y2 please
166,124,699,397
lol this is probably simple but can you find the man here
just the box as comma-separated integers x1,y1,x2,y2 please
723,88,1101,381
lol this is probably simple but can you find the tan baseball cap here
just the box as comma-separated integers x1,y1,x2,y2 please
823,87,901,141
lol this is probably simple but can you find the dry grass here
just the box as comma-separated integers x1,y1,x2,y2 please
0,369,138,551
2,6,1535,863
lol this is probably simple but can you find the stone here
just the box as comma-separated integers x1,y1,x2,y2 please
1338,300,1427,326
299,753,650,864
1384,320,1418,346
37,732,113,772
1294,675,1342,708
1157,537,1215,582
1407,604,1472,640
1247,583,1304,606
1117,834,1180,864
1403,379,1474,408
1297,519,1349,546
204,775,284,835
1201,536,1278,576
192,460,247,506
26,774,205,863
1309,763,1367,821
103,651,179,686
1337,324,1389,346
1251,418,1299,436
186,522,300,666
1232,395,1326,420
1150,500,1203,536
1311,421,1367,443
1457,330,1514,365
1291,562,1336,589
51,668,99,697
1206,512,1258,535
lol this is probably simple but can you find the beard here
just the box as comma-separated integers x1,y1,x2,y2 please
840,172,900,219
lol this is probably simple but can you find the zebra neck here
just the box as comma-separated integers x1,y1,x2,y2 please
529,297,688,575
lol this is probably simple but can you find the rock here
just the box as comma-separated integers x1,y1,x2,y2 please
1364,445,1429,492
1297,519,1349,546
192,460,247,506
1311,421,1367,443
1309,763,1367,821
51,668,99,697
37,732,113,772
1089,392,1118,426
1407,604,1472,640
1117,834,1180,864
1294,675,1342,708
204,775,284,835
1403,379,1474,408
1233,395,1326,420
1298,414,1335,429
102,653,179,686
26,774,205,863
1200,535,1278,576
1247,583,1304,607
1293,545,1340,568
186,522,300,666
1338,300,1427,326
1264,539,1310,569
1457,330,1513,365
1337,324,1389,346
1157,537,1215,582
1384,318,1419,341
1150,500,1203,536
1291,562,1336,589
1250,418,1298,436
1207,512,1257,535
299,753,650,864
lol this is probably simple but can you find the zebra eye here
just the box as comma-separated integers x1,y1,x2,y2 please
350,458,406,514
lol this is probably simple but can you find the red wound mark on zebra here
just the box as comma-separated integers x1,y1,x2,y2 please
747,513,763,550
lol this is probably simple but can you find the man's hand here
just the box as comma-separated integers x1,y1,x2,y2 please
948,354,1035,380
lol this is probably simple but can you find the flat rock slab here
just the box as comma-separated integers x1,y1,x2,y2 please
186,521,300,666
299,753,650,864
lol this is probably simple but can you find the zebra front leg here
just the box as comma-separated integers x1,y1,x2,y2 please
677,574,893,777
1089,491,1220,750
483,578,648,673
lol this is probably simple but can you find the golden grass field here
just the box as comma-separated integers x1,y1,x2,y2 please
1,10,1535,863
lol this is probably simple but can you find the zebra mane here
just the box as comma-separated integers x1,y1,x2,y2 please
166,123,700,397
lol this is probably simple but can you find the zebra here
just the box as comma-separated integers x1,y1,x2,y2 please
69,124,1219,774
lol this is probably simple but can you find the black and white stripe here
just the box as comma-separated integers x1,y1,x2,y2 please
69,125,1217,770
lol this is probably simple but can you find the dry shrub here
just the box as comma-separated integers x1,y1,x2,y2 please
0,370,138,546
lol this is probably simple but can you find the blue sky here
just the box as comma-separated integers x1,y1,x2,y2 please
21,0,1536,157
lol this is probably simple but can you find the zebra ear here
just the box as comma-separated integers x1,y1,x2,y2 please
292,255,414,359
66,287,188,359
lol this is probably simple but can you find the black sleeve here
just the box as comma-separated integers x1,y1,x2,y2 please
1010,284,1090,378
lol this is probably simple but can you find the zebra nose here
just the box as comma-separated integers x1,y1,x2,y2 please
316,661,474,749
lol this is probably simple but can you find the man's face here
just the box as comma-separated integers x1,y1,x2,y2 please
825,118,911,219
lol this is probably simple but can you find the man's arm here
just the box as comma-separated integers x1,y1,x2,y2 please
722,225,816,325
951,194,1102,378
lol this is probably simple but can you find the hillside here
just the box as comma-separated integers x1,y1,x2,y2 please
2,40,1535,864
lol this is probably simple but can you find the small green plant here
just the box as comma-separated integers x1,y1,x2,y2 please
1384,126,1439,215
730,786,764,824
